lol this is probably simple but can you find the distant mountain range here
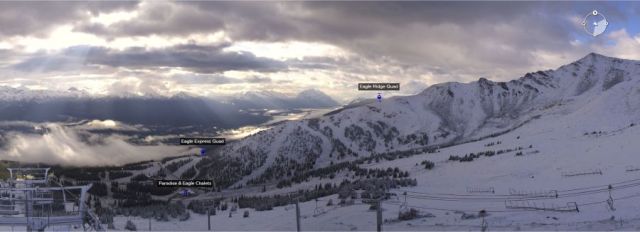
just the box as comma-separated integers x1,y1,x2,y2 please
0,88,340,131
228,89,339,109
0,86,91,102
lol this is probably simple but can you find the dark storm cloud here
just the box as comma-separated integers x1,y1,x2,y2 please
0,1,138,37
13,44,287,73
68,1,635,81
86,44,287,73
75,1,224,38
76,2,293,39
5,1,640,96
267,2,576,67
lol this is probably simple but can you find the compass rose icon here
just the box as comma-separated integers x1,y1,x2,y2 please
582,10,608,37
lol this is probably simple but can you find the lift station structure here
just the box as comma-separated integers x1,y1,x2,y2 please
0,168,103,231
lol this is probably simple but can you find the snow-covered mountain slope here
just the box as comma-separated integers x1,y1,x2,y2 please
82,104,640,231
214,53,640,187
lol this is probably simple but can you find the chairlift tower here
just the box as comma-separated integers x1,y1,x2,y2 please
0,168,103,231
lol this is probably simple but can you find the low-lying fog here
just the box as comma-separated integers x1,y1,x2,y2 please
0,120,197,166
0,108,334,166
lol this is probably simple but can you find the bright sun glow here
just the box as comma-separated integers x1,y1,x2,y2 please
87,119,118,128
89,10,139,26
224,41,351,60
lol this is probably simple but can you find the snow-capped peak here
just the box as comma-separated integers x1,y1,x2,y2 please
0,86,90,101
216,53,640,188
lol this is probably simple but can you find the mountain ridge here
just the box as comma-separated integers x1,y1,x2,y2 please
0,86,340,108
204,52,640,188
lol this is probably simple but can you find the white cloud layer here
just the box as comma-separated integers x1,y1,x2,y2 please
0,123,193,166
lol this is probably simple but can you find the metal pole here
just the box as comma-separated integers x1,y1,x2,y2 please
481,218,488,232
295,201,301,232
26,190,32,232
207,208,211,231
376,198,382,232
148,217,151,231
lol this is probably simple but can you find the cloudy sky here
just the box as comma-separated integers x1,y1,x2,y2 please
2,1,640,102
